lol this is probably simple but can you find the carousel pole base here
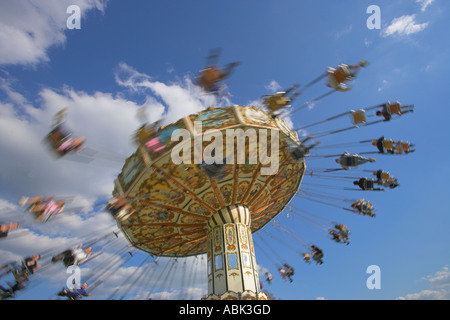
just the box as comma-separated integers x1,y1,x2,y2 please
203,290,269,300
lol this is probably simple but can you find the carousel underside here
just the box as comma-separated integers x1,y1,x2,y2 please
113,106,306,257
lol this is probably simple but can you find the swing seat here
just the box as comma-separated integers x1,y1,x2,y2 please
135,126,155,145
266,95,290,112
53,108,69,127
392,143,403,154
71,137,85,150
333,65,351,84
351,109,367,125
380,172,390,181
32,210,44,220
42,204,64,223
202,67,222,81
56,137,85,156
388,102,402,115
313,253,323,261
343,157,357,167
363,179,375,190
361,201,373,211
198,67,223,90
401,142,411,152
383,140,394,150
46,130,69,150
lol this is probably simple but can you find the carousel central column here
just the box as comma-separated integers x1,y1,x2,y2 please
205,204,267,300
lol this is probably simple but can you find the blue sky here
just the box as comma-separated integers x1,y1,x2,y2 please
0,0,449,301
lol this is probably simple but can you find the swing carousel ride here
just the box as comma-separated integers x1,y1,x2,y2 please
0,49,414,300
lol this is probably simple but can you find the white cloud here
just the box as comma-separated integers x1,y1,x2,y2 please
265,80,282,93
0,0,108,66
397,289,449,300
417,0,435,12
114,62,227,125
382,15,429,37
0,65,220,299
397,266,450,300
0,73,145,297
166,64,175,74
334,25,353,40
423,266,450,289
0,80,142,200
247,98,264,109
378,79,389,92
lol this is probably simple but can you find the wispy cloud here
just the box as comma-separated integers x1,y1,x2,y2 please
382,15,428,38
114,62,226,125
416,0,435,12
378,79,389,92
397,266,450,300
334,25,353,40
265,80,282,93
0,0,108,66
